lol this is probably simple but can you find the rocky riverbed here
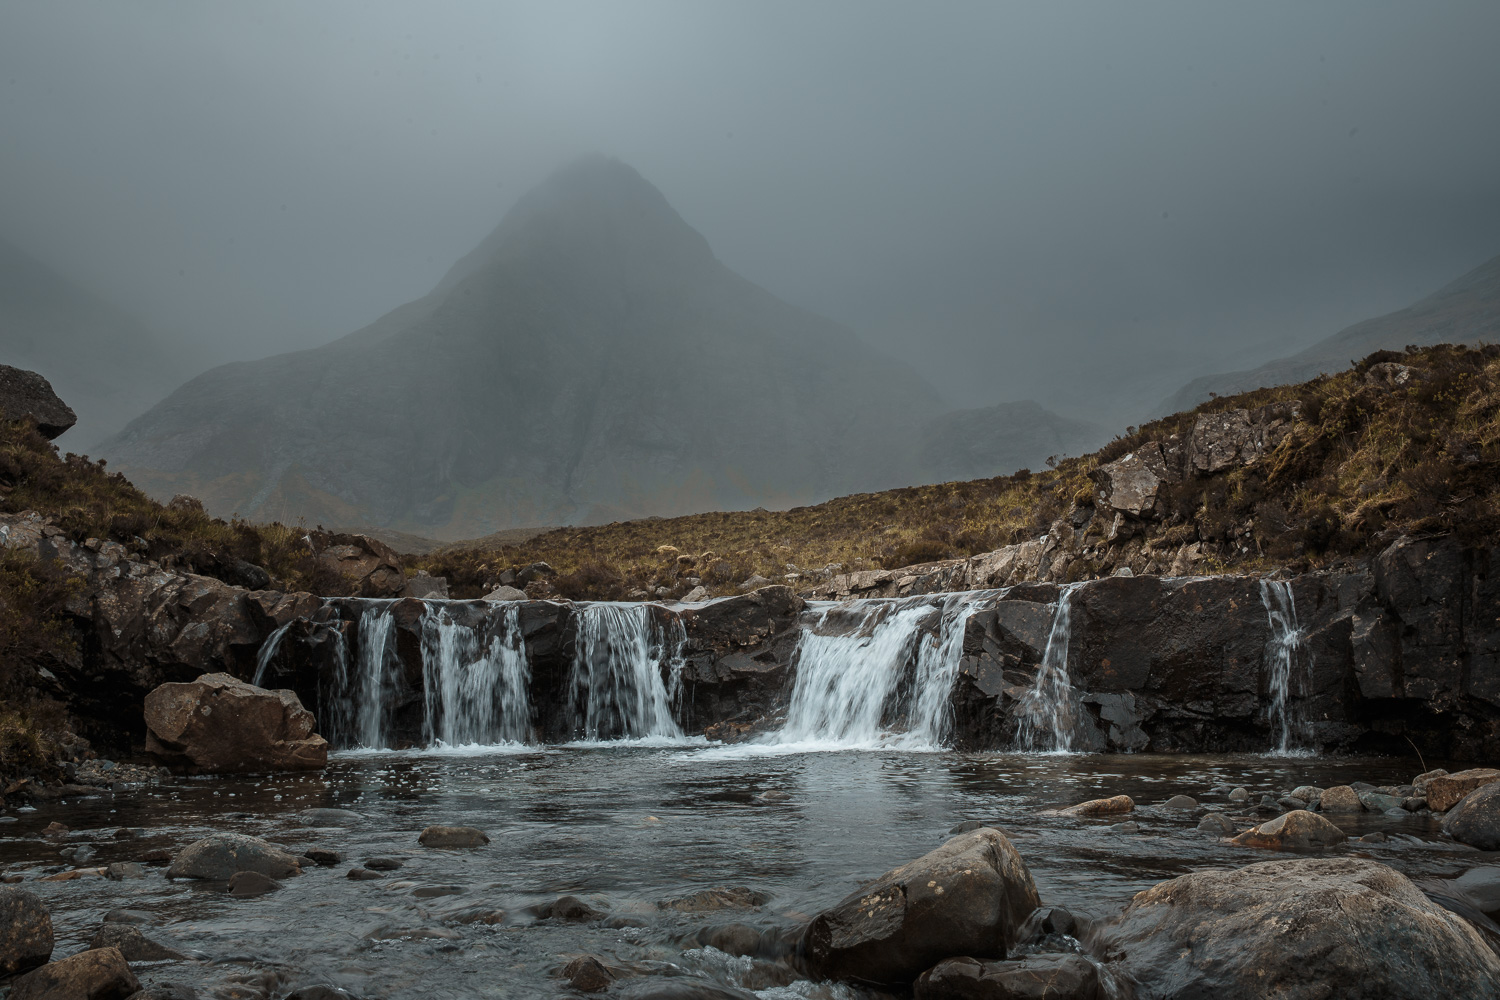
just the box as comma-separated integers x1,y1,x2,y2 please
3,748,1500,999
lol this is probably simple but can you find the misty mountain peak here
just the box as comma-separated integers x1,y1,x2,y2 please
436,155,717,297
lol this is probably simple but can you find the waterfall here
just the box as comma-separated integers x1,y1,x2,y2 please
763,592,988,750
420,604,531,745
569,604,686,741
251,620,295,688
353,604,399,749
1259,579,1302,753
1014,584,1080,752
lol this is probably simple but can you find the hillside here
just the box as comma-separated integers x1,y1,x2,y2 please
0,238,195,448
418,343,1500,600
1165,251,1500,413
101,158,1091,539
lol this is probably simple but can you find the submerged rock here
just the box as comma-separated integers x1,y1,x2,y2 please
166,833,302,881
801,827,1040,988
9,946,139,1000
1056,795,1134,818
560,955,616,993
418,825,490,847
1427,769,1500,812
227,871,282,897
144,673,328,773
658,887,770,912
0,886,54,976
914,953,1109,1000
1230,810,1346,849
88,923,186,962
1443,782,1500,850
1099,857,1500,998
1197,813,1237,836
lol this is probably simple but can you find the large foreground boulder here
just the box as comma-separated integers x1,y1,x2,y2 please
0,365,76,439
145,673,328,773
1099,857,1500,998
1443,781,1500,850
0,886,53,976
801,828,1040,988
8,946,139,1000
166,833,303,881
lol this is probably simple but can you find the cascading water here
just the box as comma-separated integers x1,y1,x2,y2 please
763,592,990,749
1259,578,1303,753
569,604,686,741
1014,584,1081,752
250,619,294,688
420,604,531,745
352,604,399,749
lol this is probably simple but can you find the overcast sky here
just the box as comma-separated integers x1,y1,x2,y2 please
3,1,1498,424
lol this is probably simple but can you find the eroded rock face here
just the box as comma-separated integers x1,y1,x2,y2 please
0,365,77,439
1100,858,1500,999
308,532,405,598
1186,401,1299,475
801,828,1040,988
1091,443,1170,517
145,673,327,773
0,886,53,976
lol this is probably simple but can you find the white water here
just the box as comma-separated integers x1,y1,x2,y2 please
569,604,685,741
753,592,989,752
1014,584,1081,752
1259,579,1303,754
355,605,399,749
250,620,294,688
420,604,531,746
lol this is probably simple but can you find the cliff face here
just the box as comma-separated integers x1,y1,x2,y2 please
100,158,962,538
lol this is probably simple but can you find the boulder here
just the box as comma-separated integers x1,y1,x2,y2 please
482,585,527,602
227,871,281,897
144,673,328,773
0,365,77,439
0,886,54,976
1091,443,1170,517
1185,401,1299,475
88,923,186,962
560,955,615,993
914,954,1109,1000
1426,769,1500,812
801,828,1040,988
1443,781,1500,850
402,573,449,599
1055,795,1134,818
1197,813,1237,836
418,825,489,848
9,946,139,1000
1230,810,1346,849
308,532,405,598
1318,784,1365,812
1099,858,1500,998
166,833,302,880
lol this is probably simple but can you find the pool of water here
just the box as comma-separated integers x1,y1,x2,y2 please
0,747,1485,999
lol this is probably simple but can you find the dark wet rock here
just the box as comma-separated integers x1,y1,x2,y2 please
1230,810,1346,849
1278,796,1308,811
1443,781,1500,851
1162,794,1197,810
9,946,139,1000
914,953,1109,1000
144,673,328,774
166,833,302,881
446,907,506,925
0,365,77,439
614,979,756,1000
125,983,199,1000
1055,795,1134,818
802,828,1040,988
1359,831,1389,843
537,895,605,921
1227,787,1249,803
1101,857,1500,998
0,886,54,976
88,923,187,962
1360,791,1405,812
1318,785,1364,812
346,868,384,881
1197,813,1237,836
659,887,771,912
418,825,489,847
283,987,365,1000
227,871,281,897
361,857,403,871
691,923,792,959
560,955,616,993
1428,769,1500,812
105,863,146,881
303,848,342,867
42,821,68,838
1454,866,1500,916
139,850,173,867
301,808,364,825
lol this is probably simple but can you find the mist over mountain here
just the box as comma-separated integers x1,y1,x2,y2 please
1164,251,1500,413
0,238,196,448
101,159,1087,538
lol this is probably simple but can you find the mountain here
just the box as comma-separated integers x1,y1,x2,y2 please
918,400,1104,482
0,238,194,448
1164,251,1500,413
103,157,1003,538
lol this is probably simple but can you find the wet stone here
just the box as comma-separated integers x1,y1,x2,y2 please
1231,810,1347,849
948,820,986,835
412,885,464,898
1319,785,1365,812
362,857,403,871
140,850,173,867
561,955,616,993
417,826,489,848
658,887,771,912
227,871,282,897
1056,795,1134,817
1197,813,1237,836
9,945,139,1000
0,885,54,976
105,862,146,881
1107,821,1140,834
301,808,365,825
303,848,342,867
346,867,384,881
285,986,366,999
1228,787,1250,803
538,895,606,921
915,954,1108,1000
166,833,301,881
89,922,187,962
1162,795,1197,810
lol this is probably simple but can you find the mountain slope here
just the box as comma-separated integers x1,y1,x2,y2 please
0,238,194,448
102,158,962,537
1164,251,1500,413
918,400,1104,482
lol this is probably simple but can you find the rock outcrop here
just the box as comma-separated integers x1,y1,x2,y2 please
800,828,1040,988
1426,769,1500,812
1099,858,1500,998
308,532,406,598
0,366,76,439
144,673,328,772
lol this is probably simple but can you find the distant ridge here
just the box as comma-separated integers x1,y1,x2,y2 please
1163,251,1500,414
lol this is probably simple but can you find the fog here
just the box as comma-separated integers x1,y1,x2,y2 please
3,1,1498,425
